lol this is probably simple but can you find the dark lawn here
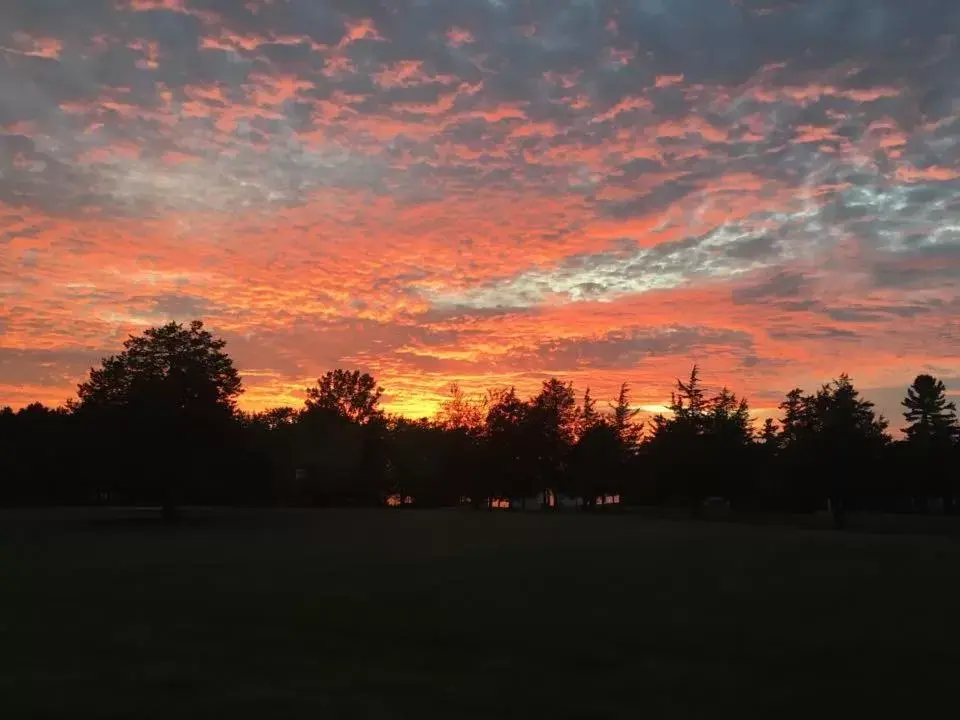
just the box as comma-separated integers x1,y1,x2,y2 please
2,508,960,719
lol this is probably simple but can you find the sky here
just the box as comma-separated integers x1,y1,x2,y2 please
1,0,959,426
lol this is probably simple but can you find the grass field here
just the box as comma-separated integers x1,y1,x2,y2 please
3,508,960,719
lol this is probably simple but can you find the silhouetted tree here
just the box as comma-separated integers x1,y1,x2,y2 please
9,341,955,519
528,378,578,508
752,418,782,509
775,389,820,511
759,418,779,446
433,384,488,507
485,387,532,506
821,375,889,522
569,420,624,509
435,383,487,433
248,407,300,431
777,376,889,524
0,402,77,505
305,370,383,425
610,382,643,446
710,388,751,434
567,388,603,506
0,406,11,505
388,418,457,507
674,365,709,429
76,320,242,520
706,387,753,505
568,384,644,510
299,370,387,505
649,366,711,514
902,375,958,444
902,375,959,512
296,413,369,505
78,321,241,412
779,389,813,447
648,368,755,513
239,408,302,504
578,387,599,438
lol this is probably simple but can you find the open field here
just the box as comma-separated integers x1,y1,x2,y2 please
3,508,960,719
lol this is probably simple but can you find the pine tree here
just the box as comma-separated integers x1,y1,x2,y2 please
672,365,707,428
902,375,959,513
759,418,779,446
778,388,814,447
710,387,752,439
902,375,958,446
610,382,643,445
579,387,600,437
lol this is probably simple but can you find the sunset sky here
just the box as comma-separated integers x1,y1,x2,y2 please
2,0,959,425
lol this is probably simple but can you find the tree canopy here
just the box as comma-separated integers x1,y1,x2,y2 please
305,370,383,425
902,374,958,446
4,321,958,519
77,320,242,414
71,321,243,519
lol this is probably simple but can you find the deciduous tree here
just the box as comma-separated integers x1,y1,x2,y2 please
76,320,243,520
305,370,383,425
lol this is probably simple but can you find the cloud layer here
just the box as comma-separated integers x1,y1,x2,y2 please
2,0,960,421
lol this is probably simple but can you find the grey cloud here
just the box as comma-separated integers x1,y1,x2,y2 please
0,133,36,161
0,1,116,43
824,308,885,323
257,41,318,67
732,272,807,305
430,212,808,309
603,179,700,219
201,0,347,45
871,237,960,288
522,326,755,371
724,236,778,261
230,316,468,377
150,293,217,320
0,346,105,388
873,263,960,289
825,305,933,323
769,327,860,342
418,305,536,326
617,157,667,179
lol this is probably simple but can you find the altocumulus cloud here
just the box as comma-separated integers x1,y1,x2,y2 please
1,0,959,421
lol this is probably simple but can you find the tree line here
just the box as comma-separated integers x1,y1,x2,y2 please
1,321,958,524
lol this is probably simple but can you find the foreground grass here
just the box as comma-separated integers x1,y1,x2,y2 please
2,509,960,719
